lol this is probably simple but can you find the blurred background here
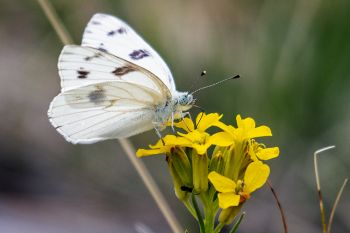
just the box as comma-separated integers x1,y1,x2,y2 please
0,0,349,232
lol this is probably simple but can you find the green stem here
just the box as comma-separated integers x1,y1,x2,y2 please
204,206,215,233
192,194,205,233
199,191,217,233
229,212,245,233
213,223,225,233
183,199,198,220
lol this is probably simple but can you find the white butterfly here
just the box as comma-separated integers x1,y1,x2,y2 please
48,13,194,144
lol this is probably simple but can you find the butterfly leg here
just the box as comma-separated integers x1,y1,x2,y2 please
171,112,176,133
179,112,193,132
154,126,163,139
182,111,193,121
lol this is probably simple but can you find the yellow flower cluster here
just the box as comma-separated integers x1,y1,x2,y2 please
137,113,279,227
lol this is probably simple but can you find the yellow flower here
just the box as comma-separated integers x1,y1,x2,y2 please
208,161,270,209
249,140,280,161
222,115,272,141
176,130,232,154
138,112,230,156
173,112,223,133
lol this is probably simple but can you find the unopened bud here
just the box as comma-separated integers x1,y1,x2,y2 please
218,205,242,225
192,150,208,193
169,147,192,187
209,150,224,174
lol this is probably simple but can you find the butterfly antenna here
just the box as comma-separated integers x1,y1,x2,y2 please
190,74,240,95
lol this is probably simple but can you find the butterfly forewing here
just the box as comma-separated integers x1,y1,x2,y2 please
81,13,176,93
58,45,170,99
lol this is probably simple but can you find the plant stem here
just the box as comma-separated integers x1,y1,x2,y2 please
314,145,335,233
192,194,205,233
267,180,288,233
229,212,245,233
213,223,225,233
327,178,348,233
37,0,73,44
183,198,198,220
204,206,215,233
119,139,183,233
37,1,183,232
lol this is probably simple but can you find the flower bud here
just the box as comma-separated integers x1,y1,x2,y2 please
224,142,246,181
209,149,224,174
218,205,242,225
192,149,208,193
168,161,189,201
168,147,192,188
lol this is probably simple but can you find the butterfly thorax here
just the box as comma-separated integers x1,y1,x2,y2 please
154,92,194,130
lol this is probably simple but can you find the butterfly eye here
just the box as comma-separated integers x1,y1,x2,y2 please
187,95,193,103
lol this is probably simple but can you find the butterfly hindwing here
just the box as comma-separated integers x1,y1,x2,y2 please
81,13,176,92
48,81,158,143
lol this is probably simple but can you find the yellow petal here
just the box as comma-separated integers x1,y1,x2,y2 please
173,118,194,132
212,121,231,133
256,147,280,160
236,115,255,129
149,139,165,149
196,113,222,132
192,144,208,155
178,130,203,143
246,125,272,139
218,192,240,209
208,172,236,192
136,148,167,157
244,161,270,193
195,112,207,125
164,135,190,146
208,132,234,147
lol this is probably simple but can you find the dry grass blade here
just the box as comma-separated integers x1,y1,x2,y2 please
37,0,73,45
327,178,348,233
267,180,288,233
314,145,335,233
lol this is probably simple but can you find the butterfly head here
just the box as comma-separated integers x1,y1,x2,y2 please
176,92,195,111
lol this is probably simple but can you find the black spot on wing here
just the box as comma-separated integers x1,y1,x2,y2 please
112,66,135,76
98,43,108,53
91,21,101,25
85,53,101,61
88,89,105,104
107,30,116,36
107,27,127,36
77,70,90,79
129,49,150,60
98,47,108,53
168,75,173,85
117,27,127,34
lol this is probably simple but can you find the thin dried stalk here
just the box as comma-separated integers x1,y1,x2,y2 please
267,180,288,233
327,178,348,233
314,145,335,233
